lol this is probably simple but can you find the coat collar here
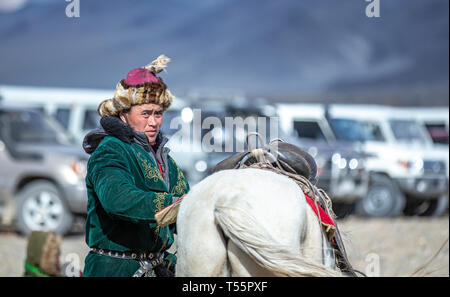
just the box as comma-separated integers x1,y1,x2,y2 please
82,116,169,155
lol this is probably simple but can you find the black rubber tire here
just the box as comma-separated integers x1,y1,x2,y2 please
404,195,449,217
15,180,74,235
332,202,355,219
422,195,449,217
355,174,406,217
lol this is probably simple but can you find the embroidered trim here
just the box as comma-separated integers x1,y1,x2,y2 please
171,166,187,196
153,192,167,243
137,152,164,183
153,192,166,213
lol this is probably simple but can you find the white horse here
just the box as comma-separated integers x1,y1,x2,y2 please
175,168,342,277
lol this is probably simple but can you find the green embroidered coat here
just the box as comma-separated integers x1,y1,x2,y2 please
83,133,189,277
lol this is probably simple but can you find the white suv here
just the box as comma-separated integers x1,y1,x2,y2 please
277,103,448,217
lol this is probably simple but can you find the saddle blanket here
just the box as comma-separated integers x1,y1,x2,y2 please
304,194,336,241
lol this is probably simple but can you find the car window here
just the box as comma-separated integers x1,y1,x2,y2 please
389,120,427,145
330,118,385,142
55,108,71,129
83,109,100,130
0,110,72,145
424,123,449,145
293,121,326,141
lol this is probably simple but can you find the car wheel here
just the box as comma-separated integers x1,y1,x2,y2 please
404,195,449,217
355,174,406,217
423,195,449,217
332,202,355,219
16,180,74,235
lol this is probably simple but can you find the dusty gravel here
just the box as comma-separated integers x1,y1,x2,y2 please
0,215,448,277
338,215,449,277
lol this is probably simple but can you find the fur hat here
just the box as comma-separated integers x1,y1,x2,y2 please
24,231,61,277
98,55,174,117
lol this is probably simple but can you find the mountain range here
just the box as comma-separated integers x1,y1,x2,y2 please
0,0,448,106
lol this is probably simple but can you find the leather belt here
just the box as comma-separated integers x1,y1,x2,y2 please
90,247,165,277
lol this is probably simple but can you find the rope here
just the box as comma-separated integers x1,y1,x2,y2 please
251,148,266,163
240,133,336,224
242,161,336,222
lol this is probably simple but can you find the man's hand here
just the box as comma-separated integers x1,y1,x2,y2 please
155,194,185,227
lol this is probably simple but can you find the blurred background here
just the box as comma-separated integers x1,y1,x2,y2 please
0,0,448,277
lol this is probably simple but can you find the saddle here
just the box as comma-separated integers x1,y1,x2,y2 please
212,139,318,182
213,137,335,236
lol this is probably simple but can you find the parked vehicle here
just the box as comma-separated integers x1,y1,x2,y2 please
278,103,448,217
387,107,449,215
0,84,209,187
188,101,282,178
402,107,449,146
0,106,89,235
0,85,111,144
329,104,448,217
191,101,370,218
276,104,370,217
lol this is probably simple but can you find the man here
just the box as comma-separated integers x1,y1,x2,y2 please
23,231,83,277
82,55,190,277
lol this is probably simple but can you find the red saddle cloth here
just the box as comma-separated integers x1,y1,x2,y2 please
304,194,336,241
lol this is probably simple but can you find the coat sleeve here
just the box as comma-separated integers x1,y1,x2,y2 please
88,140,172,224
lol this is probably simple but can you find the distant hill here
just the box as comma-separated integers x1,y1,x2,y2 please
0,0,448,105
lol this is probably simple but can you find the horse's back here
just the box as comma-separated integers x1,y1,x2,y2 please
176,168,307,276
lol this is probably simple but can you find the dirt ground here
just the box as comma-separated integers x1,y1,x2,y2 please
0,215,448,277
338,215,449,277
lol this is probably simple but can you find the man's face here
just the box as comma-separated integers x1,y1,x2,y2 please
120,103,164,144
